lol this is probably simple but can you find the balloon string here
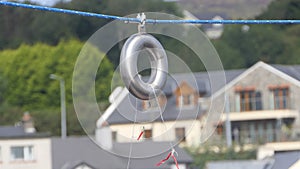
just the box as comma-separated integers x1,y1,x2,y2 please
152,87,180,169
126,98,138,169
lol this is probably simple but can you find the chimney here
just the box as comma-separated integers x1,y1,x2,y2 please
22,112,36,133
95,122,113,150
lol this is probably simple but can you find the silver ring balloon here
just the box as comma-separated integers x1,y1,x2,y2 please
120,33,168,100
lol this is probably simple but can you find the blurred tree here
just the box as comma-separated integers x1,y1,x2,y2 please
258,0,300,20
0,0,181,49
188,146,256,169
0,0,183,72
212,0,300,69
0,40,114,135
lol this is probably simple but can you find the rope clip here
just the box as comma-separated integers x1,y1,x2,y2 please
137,13,146,33
171,148,178,157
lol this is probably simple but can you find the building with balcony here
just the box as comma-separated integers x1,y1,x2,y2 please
215,62,300,144
98,61,300,146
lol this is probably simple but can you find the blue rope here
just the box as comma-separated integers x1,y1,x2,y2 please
1,1,300,25
0,1,139,22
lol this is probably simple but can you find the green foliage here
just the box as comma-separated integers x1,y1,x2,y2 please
258,0,300,20
178,0,273,20
0,102,23,126
212,0,300,69
102,0,182,17
30,105,85,136
0,0,182,71
0,40,114,135
0,0,181,50
187,147,256,169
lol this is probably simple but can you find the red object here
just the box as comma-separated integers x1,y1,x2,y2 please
156,152,172,166
156,149,179,169
137,131,144,140
171,153,179,169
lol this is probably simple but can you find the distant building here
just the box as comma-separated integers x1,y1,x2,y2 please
98,61,300,147
0,113,193,169
216,62,300,144
52,137,193,169
206,142,300,169
97,75,207,147
0,112,51,169
205,158,274,169
204,16,224,39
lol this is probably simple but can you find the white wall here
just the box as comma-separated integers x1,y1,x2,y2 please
75,164,93,169
110,119,202,147
0,138,52,169
171,164,186,169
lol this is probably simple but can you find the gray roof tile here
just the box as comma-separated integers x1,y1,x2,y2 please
0,126,49,138
206,158,274,169
271,64,300,81
51,137,193,169
271,151,300,169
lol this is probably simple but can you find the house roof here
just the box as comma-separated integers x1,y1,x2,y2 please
51,137,125,169
0,126,49,139
271,64,300,81
290,159,300,169
105,69,243,125
113,141,193,169
51,137,193,169
103,61,300,125
61,161,97,169
107,92,204,124
166,62,300,98
271,151,300,169
212,61,300,98
206,158,274,169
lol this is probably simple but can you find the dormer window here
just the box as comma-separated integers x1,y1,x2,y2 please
174,81,198,108
179,94,194,107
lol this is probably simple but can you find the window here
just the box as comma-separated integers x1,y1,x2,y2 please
0,146,2,162
179,94,194,107
266,122,274,142
175,81,198,108
249,123,256,143
10,146,34,161
216,124,223,135
258,123,264,142
235,87,262,111
175,128,186,142
144,129,152,139
112,131,117,141
270,86,289,109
